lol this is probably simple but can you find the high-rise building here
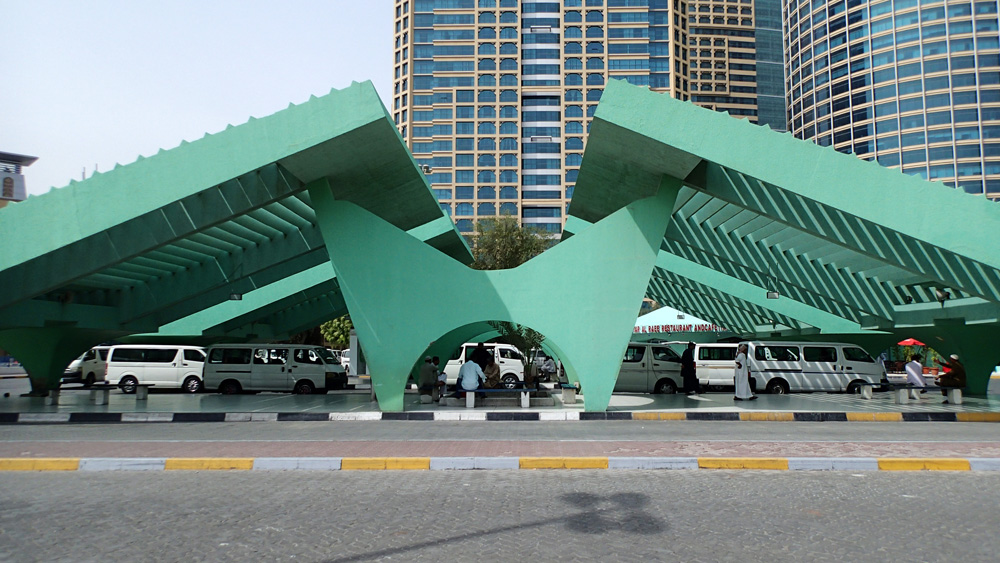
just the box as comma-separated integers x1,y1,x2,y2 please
392,0,786,234
784,0,1000,199
0,152,37,210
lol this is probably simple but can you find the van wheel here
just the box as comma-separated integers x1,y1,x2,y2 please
654,379,678,394
83,373,96,388
182,376,202,394
219,380,242,395
766,379,789,395
501,375,518,389
294,380,315,394
846,380,865,394
119,376,138,394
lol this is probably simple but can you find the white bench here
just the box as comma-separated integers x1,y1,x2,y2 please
88,383,155,405
887,384,962,405
458,388,536,408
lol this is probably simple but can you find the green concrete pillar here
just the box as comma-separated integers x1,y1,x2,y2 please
0,328,118,396
311,178,678,411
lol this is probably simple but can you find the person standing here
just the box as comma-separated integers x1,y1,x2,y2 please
905,354,926,387
432,356,446,401
681,342,699,395
733,343,756,401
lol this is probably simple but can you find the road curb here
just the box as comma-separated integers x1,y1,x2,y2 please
1,410,998,424
2,456,999,472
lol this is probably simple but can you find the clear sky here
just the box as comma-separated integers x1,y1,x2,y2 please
3,0,393,196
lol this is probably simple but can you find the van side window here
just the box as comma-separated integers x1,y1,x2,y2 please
98,349,110,361
843,347,874,362
209,348,251,364
755,345,799,362
623,346,645,363
112,348,144,362
83,350,96,361
652,347,678,361
294,349,322,364
146,349,178,363
254,348,287,364
804,347,838,362
699,346,735,361
184,349,205,362
500,348,521,360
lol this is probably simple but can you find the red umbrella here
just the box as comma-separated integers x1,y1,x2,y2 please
897,338,925,346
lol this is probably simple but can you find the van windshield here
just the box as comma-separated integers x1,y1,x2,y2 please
316,348,336,364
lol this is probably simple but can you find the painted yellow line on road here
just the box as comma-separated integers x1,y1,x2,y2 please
877,458,971,471
341,457,430,470
846,412,903,422
956,413,1000,422
164,458,254,471
740,412,794,421
698,457,789,470
0,458,80,471
520,457,609,469
633,412,686,421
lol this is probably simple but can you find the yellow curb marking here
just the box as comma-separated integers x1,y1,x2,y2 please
739,412,795,421
520,457,609,469
341,457,430,470
846,412,903,422
633,412,686,421
0,458,80,471
698,457,789,470
956,413,1000,422
164,458,254,471
877,458,971,471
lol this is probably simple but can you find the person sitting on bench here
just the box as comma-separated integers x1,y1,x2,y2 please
936,354,966,404
458,358,485,397
483,358,501,389
905,354,926,391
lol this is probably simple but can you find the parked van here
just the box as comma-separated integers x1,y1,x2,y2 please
615,342,683,393
744,341,887,394
443,343,525,388
202,344,347,394
691,342,740,390
62,345,111,387
104,345,206,394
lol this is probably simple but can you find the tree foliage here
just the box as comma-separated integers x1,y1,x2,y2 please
473,216,551,379
471,215,549,270
320,315,353,349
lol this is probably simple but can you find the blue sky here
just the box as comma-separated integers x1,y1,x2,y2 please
3,0,393,196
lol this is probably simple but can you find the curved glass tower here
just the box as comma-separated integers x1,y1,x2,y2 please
783,0,1000,199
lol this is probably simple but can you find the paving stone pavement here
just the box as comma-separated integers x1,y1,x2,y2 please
0,471,998,562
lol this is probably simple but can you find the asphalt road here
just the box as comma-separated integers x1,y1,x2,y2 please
1,470,998,562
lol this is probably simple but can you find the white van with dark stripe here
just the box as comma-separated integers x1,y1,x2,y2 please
744,341,887,394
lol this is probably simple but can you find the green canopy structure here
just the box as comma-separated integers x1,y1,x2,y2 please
570,80,1000,395
2,78,998,410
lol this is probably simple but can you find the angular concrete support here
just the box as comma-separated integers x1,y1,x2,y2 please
310,178,679,411
0,328,121,396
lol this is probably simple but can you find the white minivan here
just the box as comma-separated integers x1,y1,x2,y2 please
693,343,740,390
105,345,206,394
203,344,347,394
443,343,525,388
745,341,887,394
62,345,111,387
615,342,683,393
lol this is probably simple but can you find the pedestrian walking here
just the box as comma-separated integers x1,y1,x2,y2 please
733,343,756,401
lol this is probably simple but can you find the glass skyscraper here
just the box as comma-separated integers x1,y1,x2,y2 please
393,0,786,234
784,0,1000,199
